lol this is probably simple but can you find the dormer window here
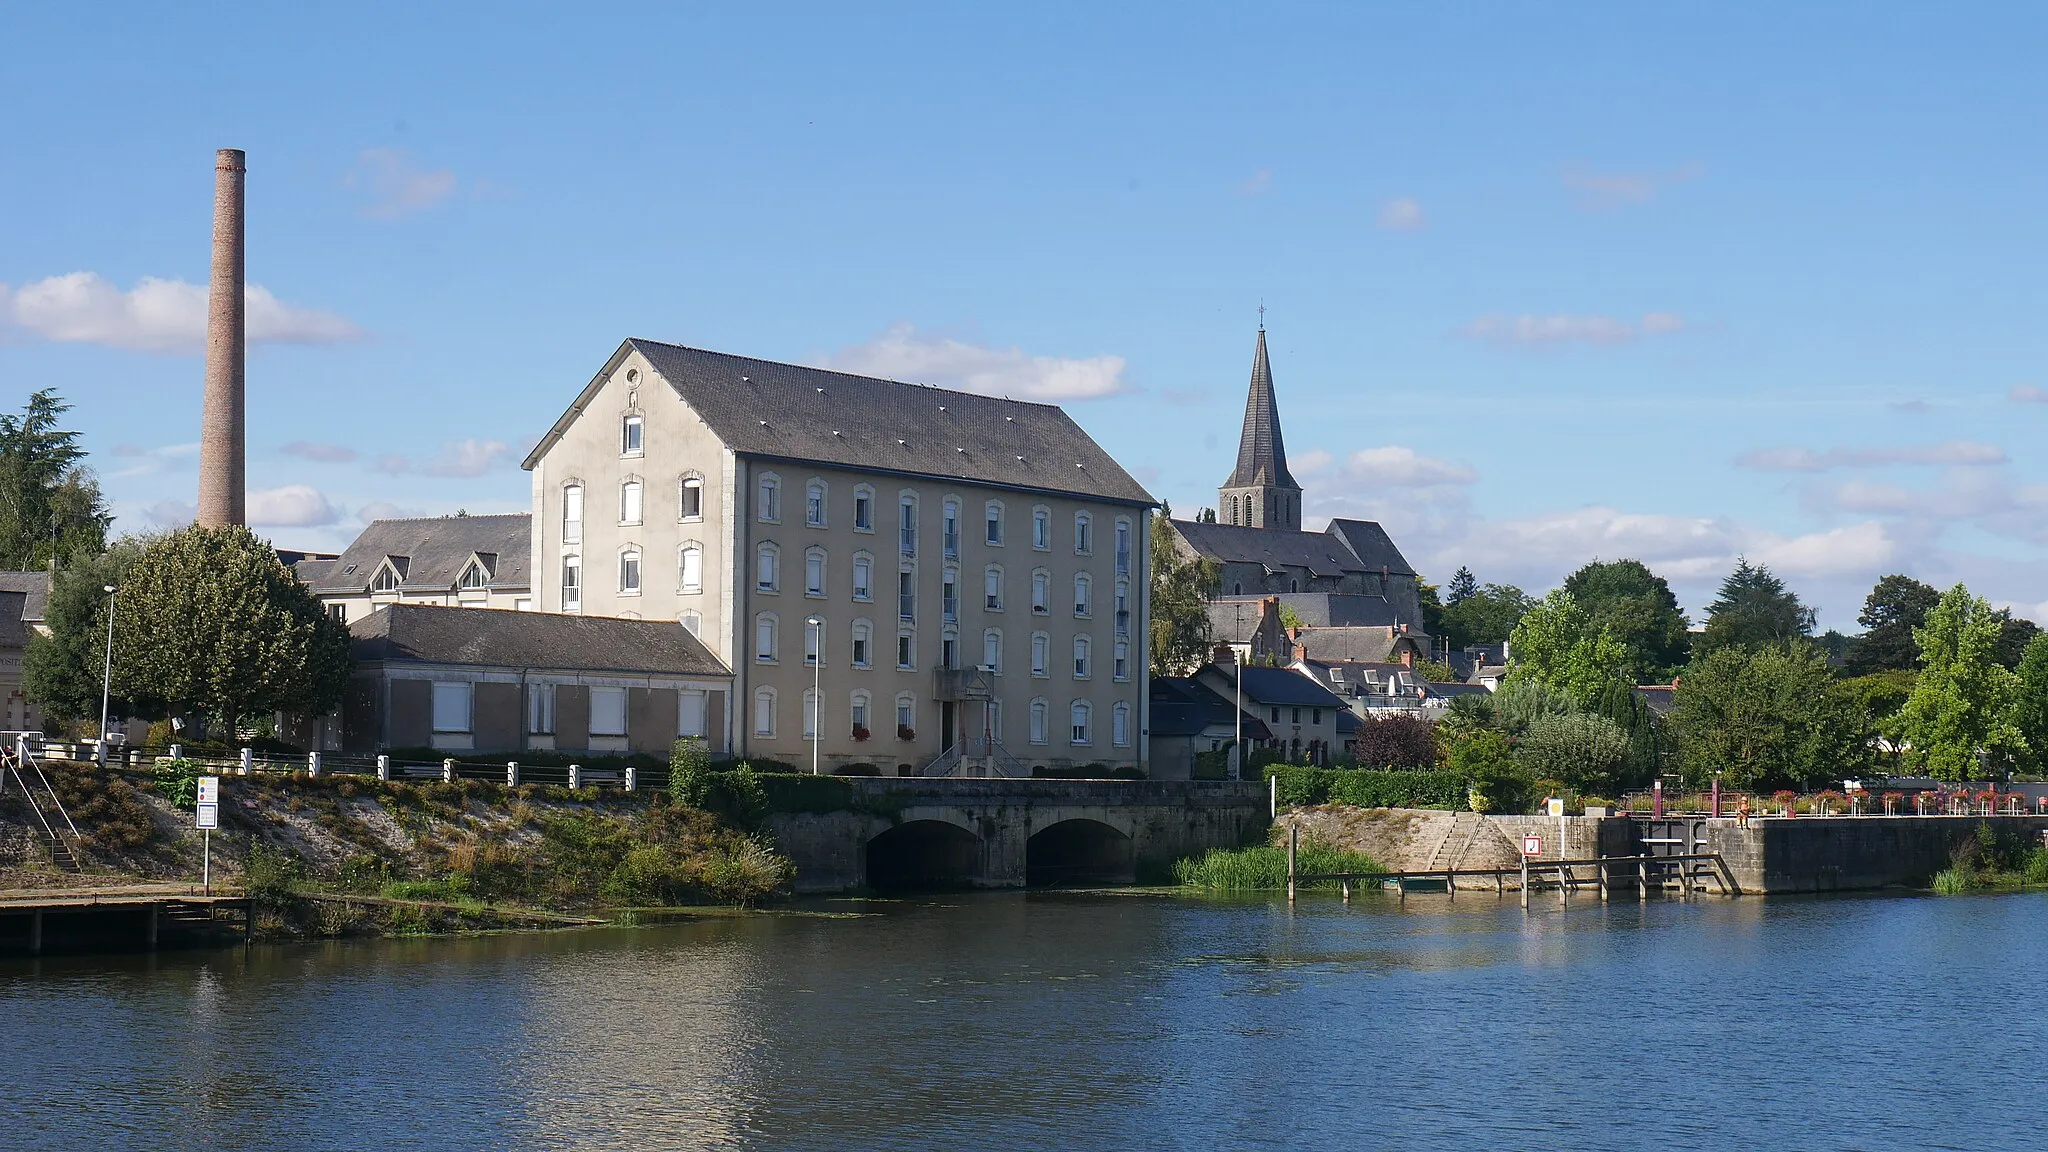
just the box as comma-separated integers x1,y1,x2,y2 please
370,562,401,594
458,559,492,590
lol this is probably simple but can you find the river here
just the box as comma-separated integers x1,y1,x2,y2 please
5,889,2042,1151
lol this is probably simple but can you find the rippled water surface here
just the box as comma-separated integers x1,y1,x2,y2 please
6,889,2045,1151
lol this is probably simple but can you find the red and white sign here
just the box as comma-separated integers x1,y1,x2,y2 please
1522,835,1543,857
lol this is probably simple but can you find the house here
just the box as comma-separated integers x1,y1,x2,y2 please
1205,596,1296,666
0,571,51,732
325,604,731,756
1292,624,1429,668
1192,662,1345,766
1293,657,1428,718
1469,663,1510,692
306,514,532,624
1148,675,1273,780
519,339,1155,775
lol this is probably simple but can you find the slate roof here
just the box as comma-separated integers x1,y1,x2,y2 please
1323,519,1417,577
1299,658,1424,697
1173,521,1369,577
312,515,532,597
1424,682,1493,701
0,591,29,649
351,604,730,677
1633,685,1678,716
1224,327,1300,491
1294,626,1426,665
524,339,1156,507
1149,675,1273,740
1212,593,1404,630
0,571,52,624
1199,663,1345,709
295,558,337,585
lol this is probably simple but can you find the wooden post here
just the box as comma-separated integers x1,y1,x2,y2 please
1638,856,1649,902
1286,823,1297,903
1446,871,1456,899
1559,862,1569,908
1597,858,1608,903
1520,855,1529,909
1340,879,1351,903
1396,874,1406,903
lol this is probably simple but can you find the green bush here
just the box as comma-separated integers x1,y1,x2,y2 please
1264,765,1468,810
2024,847,2048,887
244,841,307,908
1932,867,1978,895
1173,841,1385,890
152,757,203,808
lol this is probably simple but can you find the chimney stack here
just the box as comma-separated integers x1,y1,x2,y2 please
196,148,246,528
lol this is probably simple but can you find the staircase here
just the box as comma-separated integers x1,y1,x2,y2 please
1425,811,1488,872
4,740,85,874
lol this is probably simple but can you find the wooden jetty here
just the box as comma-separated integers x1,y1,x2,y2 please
0,884,251,956
1282,825,1741,907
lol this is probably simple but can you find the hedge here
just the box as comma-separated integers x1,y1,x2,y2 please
1264,765,1468,810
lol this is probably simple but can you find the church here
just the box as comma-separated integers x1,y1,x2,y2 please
1168,325,1426,641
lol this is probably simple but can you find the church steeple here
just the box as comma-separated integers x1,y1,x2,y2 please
1219,321,1302,530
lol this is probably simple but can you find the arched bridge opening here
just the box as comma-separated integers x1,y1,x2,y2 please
1026,819,1134,887
865,820,984,892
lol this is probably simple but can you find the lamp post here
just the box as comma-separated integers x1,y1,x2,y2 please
97,584,117,767
806,616,824,776
1233,650,1243,782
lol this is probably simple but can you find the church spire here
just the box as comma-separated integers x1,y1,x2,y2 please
1219,321,1302,530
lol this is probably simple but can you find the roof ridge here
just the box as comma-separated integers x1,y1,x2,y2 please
625,337,1072,411
361,512,531,524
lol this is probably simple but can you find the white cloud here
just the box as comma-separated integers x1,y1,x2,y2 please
109,441,200,479
1301,444,1476,488
1735,441,2007,472
248,484,342,528
821,323,1129,402
1562,162,1703,209
347,148,457,219
144,499,195,527
1,273,360,354
1748,521,1895,576
2010,384,2048,404
375,439,512,478
280,440,359,463
1376,197,1426,231
1460,311,1687,348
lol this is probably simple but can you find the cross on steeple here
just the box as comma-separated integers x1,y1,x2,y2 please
1218,319,1301,530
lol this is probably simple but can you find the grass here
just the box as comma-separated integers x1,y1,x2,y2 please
1173,841,1386,891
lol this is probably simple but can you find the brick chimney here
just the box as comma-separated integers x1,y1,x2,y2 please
196,148,246,528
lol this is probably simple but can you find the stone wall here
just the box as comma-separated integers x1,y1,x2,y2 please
1703,815,2048,894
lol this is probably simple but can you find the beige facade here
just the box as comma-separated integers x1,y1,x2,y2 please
525,343,1154,774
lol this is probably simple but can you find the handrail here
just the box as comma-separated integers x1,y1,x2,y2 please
16,741,82,841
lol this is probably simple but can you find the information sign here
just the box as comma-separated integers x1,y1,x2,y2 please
196,802,218,830
197,776,219,804
1522,835,1542,857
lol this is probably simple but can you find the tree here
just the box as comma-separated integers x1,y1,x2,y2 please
21,540,147,726
1350,713,1437,769
0,390,110,569
1445,566,1477,606
2012,635,2048,775
1196,507,1218,524
1516,712,1632,798
1415,579,1444,641
1440,582,1536,649
1148,515,1218,676
1891,584,2025,781
1991,609,2042,670
1505,589,1632,708
109,525,354,730
1696,558,1815,655
1669,644,1872,791
1594,679,1663,789
1561,558,1691,682
1845,574,1940,675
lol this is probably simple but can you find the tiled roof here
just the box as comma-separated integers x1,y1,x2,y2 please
351,604,730,677
312,514,531,597
0,571,51,623
524,339,1156,507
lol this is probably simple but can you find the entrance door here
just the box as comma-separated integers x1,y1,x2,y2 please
941,702,957,751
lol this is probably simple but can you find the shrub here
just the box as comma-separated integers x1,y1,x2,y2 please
1515,712,1631,796
2024,847,2048,887
1265,765,1468,810
1449,731,1530,813
152,757,203,808
244,841,308,908
1349,713,1437,770
697,838,794,905
1932,868,1979,895
1173,840,1385,890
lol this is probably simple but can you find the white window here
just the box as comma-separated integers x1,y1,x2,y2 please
561,556,581,612
985,566,1003,611
1115,519,1132,578
851,691,872,736
431,682,472,734
371,564,399,594
680,610,701,636
459,560,490,590
854,485,875,532
853,553,874,601
619,548,641,594
943,566,959,624
757,543,779,592
898,567,916,622
897,629,915,670
1029,699,1049,745
621,413,643,455
680,475,703,521
679,689,708,738
1112,702,1131,747
1115,580,1131,637
851,620,873,668
985,501,1004,546
988,699,1004,742
804,619,821,666
563,483,583,545
754,688,776,737
806,548,826,597
528,683,554,735
1074,512,1093,555
1113,640,1130,681
899,494,918,557
1032,506,1050,550
621,479,643,524
758,474,781,523
1071,701,1092,745
983,629,1002,674
941,630,959,669
1074,574,1091,617
756,613,778,663
1074,636,1091,679
680,544,703,593
943,498,960,559
590,686,627,738
1031,632,1050,677
806,479,827,527
801,687,820,740
896,695,916,736
1032,570,1050,614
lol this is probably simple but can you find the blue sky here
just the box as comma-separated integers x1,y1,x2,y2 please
4,3,2045,628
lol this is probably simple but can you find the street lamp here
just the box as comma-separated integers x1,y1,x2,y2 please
806,616,824,776
98,584,116,767
1233,649,1243,782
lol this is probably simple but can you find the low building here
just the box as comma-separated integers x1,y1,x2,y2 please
306,514,532,625
1292,624,1428,668
0,572,51,732
1192,662,1345,766
1293,657,1428,718
1148,675,1273,779
331,604,731,757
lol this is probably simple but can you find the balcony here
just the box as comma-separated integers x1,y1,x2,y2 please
932,667,994,701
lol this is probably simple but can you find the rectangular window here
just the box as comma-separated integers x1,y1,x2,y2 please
941,633,958,669
986,504,1003,546
853,556,873,601
1032,634,1048,677
620,551,641,594
1033,509,1049,550
679,690,707,738
897,630,915,670
804,623,821,666
1032,571,1049,614
852,628,870,668
985,568,1002,611
807,484,826,527
622,414,643,455
807,552,825,597
1115,522,1132,577
897,698,914,731
759,477,780,522
681,547,702,593
754,693,775,737
431,682,472,734
1075,578,1090,617
1113,706,1130,747
528,683,554,735
680,478,702,520
1071,705,1090,745
855,492,874,531
852,697,870,731
758,548,777,592
561,557,581,612
988,699,1004,742
621,481,643,524
983,632,1001,673
563,485,583,545
1116,581,1131,637
328,603,347,623
1114,641,1129,681
943,569,959,624
757,617,776,662
590,687,627,737
900,498,917,557
944,502,960,559
899,570,916,622
1075,515,1092,555
1030,702,1048,745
